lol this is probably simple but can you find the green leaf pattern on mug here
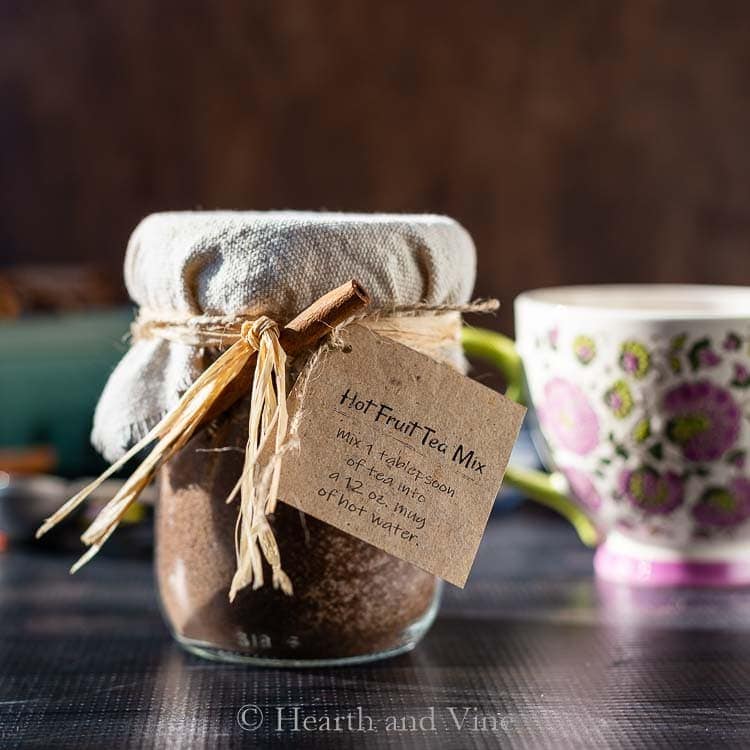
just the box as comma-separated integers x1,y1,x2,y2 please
632,418,651,443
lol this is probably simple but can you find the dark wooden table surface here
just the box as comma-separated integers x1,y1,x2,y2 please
2,508,750,749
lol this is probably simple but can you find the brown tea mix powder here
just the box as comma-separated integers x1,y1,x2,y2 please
156,399,437,660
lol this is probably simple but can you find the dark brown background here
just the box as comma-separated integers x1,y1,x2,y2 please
2,1,749,332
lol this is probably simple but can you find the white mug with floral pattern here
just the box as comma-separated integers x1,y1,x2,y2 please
464,285,750,586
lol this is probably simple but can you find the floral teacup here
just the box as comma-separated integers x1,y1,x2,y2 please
465,285,750,586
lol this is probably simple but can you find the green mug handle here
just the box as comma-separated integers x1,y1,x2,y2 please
462,326,599,547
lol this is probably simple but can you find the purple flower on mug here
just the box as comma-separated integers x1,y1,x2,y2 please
664,381,741,462
731,363,750,388
619,467,684,515
561,467,601,511
701,349,722,367
538,378,599,455
573,335,596,365
692,478,750,527
723,332,742,351
619,340,650,379
604,380,634,419
688,338,722,370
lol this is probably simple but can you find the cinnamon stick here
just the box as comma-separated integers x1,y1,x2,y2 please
192,279,370,432
35,280,372,554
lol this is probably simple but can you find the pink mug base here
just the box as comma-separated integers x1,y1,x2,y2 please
594,540,750,588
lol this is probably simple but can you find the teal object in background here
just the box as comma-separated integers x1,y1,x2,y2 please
0,309,133,477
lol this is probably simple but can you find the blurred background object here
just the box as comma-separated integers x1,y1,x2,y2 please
0,265,125,317
3,1,749,335
0,307,131,477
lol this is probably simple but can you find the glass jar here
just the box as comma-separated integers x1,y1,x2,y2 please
93,210,479,666
155,398,442,666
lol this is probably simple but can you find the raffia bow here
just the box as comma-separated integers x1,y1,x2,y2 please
37,314,293,597
227,317,291,598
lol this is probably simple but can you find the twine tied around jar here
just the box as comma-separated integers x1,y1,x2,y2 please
36,280,498,600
